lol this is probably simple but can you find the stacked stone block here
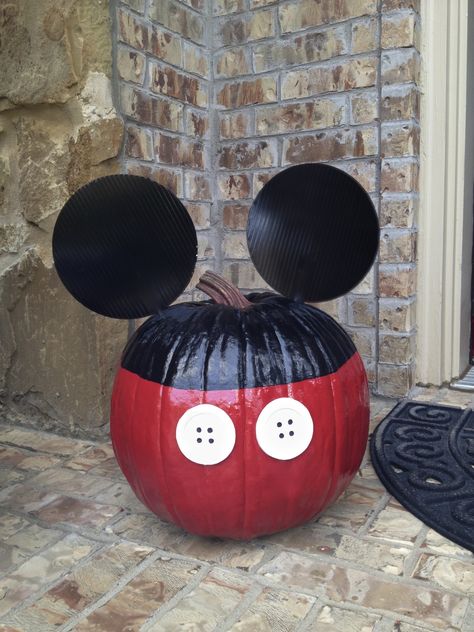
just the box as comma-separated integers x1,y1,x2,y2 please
0,0,127,436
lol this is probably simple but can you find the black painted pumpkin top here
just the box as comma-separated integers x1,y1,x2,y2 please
122,294,356,391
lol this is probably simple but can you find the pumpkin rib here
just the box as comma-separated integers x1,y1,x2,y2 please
131,375,149,509
157,379,181,526
238,315,249,537
121,298,356,391
125,372,141,497
256,308,293,388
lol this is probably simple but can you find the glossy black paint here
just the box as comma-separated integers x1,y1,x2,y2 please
52,175,197,319
247,163,379,302
121,293,356,390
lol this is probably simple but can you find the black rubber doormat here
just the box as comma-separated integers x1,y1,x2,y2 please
370,400,474,553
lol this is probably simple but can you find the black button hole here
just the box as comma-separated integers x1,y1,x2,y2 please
289,431,294,437
288,419,293,425
209,438,214,444
277,422,282,428
197,427,202,433
197,438,202,443
207,428,213,433
279,433,284,439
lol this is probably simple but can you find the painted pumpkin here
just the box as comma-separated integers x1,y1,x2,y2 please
112,288,368,538
53,164,379,540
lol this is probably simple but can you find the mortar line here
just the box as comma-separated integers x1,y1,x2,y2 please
204,539,472,600
139,564,210,630
356,490,390,535
296,599,323,632
215,582,264,632
2,538,108,622
403,524,428,578
209,0,223,275
374,0,383,394
58,548,206,632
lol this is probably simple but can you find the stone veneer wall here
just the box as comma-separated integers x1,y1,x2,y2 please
117,0,420,397
0,0,127,436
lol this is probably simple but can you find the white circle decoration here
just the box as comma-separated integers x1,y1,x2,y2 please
176,404,236,465
256,397,314,460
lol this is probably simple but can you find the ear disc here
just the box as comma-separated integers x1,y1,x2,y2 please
247,163,379,302
52,175,197,318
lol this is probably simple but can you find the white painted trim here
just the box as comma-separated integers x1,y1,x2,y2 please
417,0,474,385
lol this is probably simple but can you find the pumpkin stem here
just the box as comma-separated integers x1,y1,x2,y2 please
197,270,252,309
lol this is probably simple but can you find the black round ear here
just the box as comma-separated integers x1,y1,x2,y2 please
52,175,197,318
246,163,379,302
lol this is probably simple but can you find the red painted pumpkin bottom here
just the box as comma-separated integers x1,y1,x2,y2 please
110,352,369,540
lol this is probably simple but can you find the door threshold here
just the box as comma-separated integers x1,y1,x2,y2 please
451,365,474,391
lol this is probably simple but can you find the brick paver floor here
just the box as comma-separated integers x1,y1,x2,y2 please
0,388,472,631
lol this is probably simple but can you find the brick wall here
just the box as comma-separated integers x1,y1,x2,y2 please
114,0,420,397
116,0,213,296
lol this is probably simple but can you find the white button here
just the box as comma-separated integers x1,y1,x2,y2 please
256,398,314,460
176,404,236,465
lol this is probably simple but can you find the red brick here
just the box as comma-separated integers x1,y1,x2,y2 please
148,63,208,108
187,203,211,229
183,41,209,78
154,132,205,169
382,12,418,49
381,123,420,157
120,85,183,131
217,174,251,200
185,172,211,200
283,128,377,165
223,232,249,259
279,0,377,34
253,26,347,72
213,0,246,15
335,159,377,192
216,10,275,46
381,159,419,193
125,125,153,161
382,49,420,85
127,164,182,196
256,98,345,135
253,171,277,195
382,0,420,12
118,9,182,65
381,85,420,120
223,204,250,229
186,109,209,138
379,264,416,298
223,261,267,289
215,48,251,79
217,77,277,109
379,229,416,263
282,57,377,99
380,195,416,228
219,111,253,140
149,0,205,45
117,48,146,84
378,363,415,397
218,140,277,170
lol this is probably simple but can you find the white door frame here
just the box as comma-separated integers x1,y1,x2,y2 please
417,0,474,385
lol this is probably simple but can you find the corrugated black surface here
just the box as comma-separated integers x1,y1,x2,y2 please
52,175,197,318
247,163,379,302
121,293,357,390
